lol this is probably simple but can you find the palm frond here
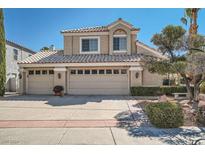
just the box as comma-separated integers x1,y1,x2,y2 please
181,17,187,25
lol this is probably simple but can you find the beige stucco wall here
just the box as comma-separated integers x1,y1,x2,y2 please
63,25,137,55
130,70,143,87
64,35,109,55
131,34,137,54
54,68,67,94
64,36,73,55
142,69,164,86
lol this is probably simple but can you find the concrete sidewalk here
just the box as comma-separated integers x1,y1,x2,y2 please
0,120,123,128
0,126,204,145
0,127,167,145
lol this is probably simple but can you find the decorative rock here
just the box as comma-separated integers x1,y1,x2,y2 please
199,94,205,101
158,95,168,102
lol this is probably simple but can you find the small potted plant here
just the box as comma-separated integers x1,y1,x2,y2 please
53,85,64,96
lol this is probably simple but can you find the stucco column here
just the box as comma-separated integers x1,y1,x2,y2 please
18,68,26,94
129,67,143,87
54,67,67,94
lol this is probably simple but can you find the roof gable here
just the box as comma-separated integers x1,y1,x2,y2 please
107,18,133,30
61,18,139,34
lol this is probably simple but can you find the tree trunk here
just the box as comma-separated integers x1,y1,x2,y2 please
192,74,205,109
182,74,193,102
193,82,200,109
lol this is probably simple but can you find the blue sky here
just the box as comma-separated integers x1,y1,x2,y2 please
4,8,205,52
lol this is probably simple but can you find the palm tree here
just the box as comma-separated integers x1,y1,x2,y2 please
181,8,203,108
181,8,200,36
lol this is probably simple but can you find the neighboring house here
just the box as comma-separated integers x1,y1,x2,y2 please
18,18,166,95
6,40,35,92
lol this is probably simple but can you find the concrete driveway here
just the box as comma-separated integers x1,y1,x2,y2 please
0,95,138,120
0,94,204,145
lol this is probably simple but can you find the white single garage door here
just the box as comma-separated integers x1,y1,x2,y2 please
68,68,129,95
27,70,54,94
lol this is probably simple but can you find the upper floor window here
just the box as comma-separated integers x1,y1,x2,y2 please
80,37,99,53
13,49,18,60
113,36,127,52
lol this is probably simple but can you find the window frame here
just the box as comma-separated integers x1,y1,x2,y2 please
49,70,54,75
42,70,48,75
113,35,128,53
28,70,34,75
77,70,83,75
106,69,112,74
99,69,105,74
35,70,41,75
80,36,100,54
121,69,127,74
113,69,120,74
13,49,18,60
70,70,76,75
91,70,98,74
84,70,91,75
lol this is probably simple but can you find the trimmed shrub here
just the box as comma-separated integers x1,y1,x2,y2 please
145,102,184,128
130,87,161,96
130,86,191,96
200,81,205,94
160,86,187,95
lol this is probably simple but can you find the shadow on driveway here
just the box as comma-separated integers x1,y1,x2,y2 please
114,101,205,145
0,94,137,106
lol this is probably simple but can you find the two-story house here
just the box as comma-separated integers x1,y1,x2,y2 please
6,40,35,92
18,18,166,95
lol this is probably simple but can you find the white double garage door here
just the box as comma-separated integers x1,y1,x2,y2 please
27,68,129,95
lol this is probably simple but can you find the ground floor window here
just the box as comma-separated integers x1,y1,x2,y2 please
84,70,91,74
29,70,34,75
28,69,54,75
42,70,47,75
35,70,41,75
49,70,54,74
70,69,128,75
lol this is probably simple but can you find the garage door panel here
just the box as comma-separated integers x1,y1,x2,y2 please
28,75,54,94
68,71,129,95
70,81,128,89
70,75,127,81
69,88,129,95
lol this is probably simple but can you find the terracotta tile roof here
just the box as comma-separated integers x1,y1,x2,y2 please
6,40,36,54
61,18,140,33
61,26,108,33
18,51,151,64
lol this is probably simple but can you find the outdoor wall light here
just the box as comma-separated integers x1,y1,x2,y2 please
58,73,61,79
135,72,139,79
19,74,22,79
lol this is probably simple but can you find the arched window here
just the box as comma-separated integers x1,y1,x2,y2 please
113,29,127,52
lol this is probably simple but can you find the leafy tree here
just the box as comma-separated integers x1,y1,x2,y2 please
146,25,205,109
40,46,49,51
0,9,6,96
